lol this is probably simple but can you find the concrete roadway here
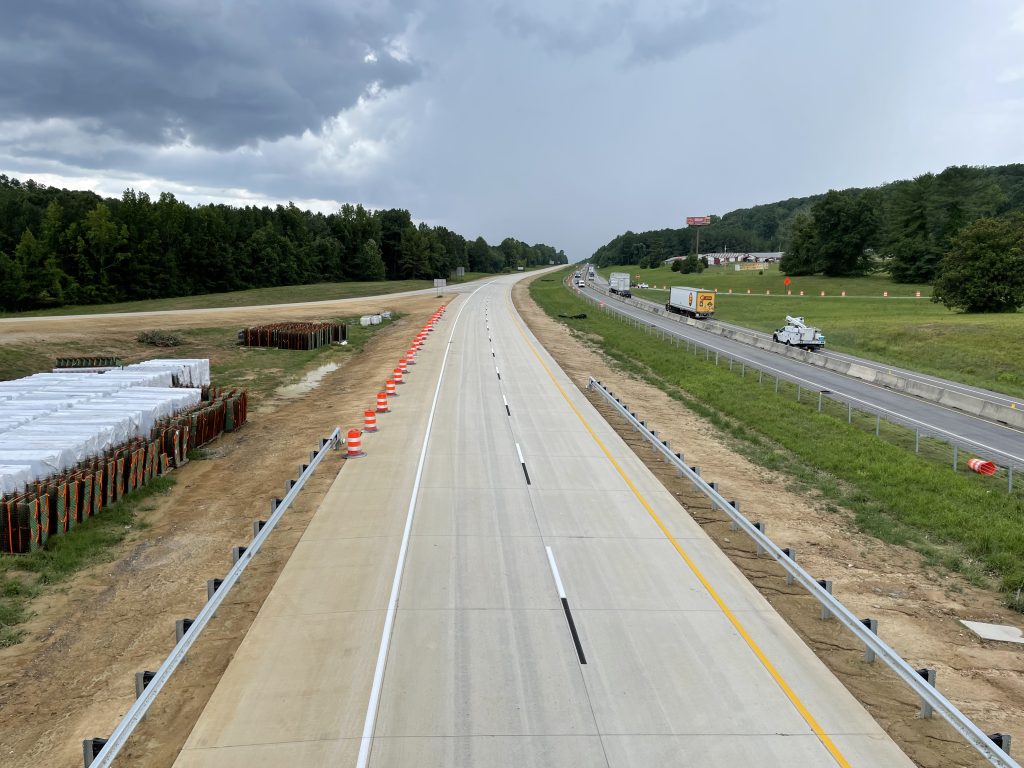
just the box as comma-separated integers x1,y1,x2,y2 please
579,280,1024,469
173,273,914,767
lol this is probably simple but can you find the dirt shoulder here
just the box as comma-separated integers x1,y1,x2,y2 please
0,294,450,768
513,277,1022,768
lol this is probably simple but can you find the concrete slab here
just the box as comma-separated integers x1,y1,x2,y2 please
369,735,608,768
960,619,1024,644
578,609,812,737
411,485,541,537
182,610,383,749
375,608,597,738
399,535,555,609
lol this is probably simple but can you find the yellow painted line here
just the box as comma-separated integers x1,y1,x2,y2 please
508,294,852,768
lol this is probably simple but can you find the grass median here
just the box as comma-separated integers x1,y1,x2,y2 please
533,270,1024,610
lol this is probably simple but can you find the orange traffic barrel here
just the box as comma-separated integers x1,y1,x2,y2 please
386,379,398,396
393,367,404,385
967,458,996,475
346,429,365,458
406,348,416,364
398,358,408,373
376,392,389,413
364,410,378,432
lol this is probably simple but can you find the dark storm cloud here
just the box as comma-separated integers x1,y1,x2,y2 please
495,0,769,64
0,0,421,149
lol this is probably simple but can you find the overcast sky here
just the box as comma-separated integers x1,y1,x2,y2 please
1,0,1022,259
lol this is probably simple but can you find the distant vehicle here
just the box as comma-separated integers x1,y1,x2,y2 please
665,286,715,319
636,282,649,289
773,316,826,349
609,272,632,297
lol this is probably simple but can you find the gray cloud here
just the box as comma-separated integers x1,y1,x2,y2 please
0,0,421,149
494,0,770,64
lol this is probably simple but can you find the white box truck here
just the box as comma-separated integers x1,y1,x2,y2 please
666,286,716,319
773,316,826,350
609,272,631,297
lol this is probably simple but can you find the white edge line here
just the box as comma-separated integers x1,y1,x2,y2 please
502,393,509,407
355,283,489,768
515,441,525,465
545,546,567,599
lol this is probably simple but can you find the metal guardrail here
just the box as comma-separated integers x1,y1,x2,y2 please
84,427,343,767
572,281,1022,489
587,376,1017,768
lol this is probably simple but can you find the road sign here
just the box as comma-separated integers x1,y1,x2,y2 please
784,277,791,286
686,216,712,226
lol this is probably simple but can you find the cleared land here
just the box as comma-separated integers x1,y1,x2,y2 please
598,264,1024,400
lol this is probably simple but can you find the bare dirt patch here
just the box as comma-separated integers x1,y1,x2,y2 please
0,294,451,768
514,278,1022,768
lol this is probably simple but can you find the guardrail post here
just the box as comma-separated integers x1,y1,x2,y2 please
989,733,1012,756
729,500,739,530
782,547,797,585
817,580,833,619
875,415,881,436
175,618,194,643
775,376,779,394
715,352,719,366
797,385,801,402
915,429,920,453
728,358,733,371
1010,466,1014,493
861,618,878,662
753,522,766,555
952,445,958,471
231,546,247,564
690,465,700,477
134,671,156,699
206,578,223,599
253,520,267,537
83,737,108,767
674,453,685,476
758,370,762,384
817,392,823,412
916,668,937,718
848,403,853,423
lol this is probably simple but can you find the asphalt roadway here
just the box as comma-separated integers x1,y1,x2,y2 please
579,279,1024,470
173,273,914,767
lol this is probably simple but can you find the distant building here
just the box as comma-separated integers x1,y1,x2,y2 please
663,251,782,266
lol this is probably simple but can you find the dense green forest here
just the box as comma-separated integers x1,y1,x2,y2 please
0,176,567,311
592,164,1024,285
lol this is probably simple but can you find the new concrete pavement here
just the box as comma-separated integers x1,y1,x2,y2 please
173,274,914,767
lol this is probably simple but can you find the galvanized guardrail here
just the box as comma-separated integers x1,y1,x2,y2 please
572,280,1021,490
83,427,343,767
588,375,1016,768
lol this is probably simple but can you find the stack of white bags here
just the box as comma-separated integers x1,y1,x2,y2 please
0,359,210,496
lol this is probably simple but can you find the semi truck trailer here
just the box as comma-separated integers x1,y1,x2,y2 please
609,272,631,297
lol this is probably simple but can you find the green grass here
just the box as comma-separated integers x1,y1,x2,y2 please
534,269,1024,609
0,476,175,645
599,263,1024,400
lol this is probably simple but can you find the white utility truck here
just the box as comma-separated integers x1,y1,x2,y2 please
666,286,716,319
773,316,826,350
609,272,632,297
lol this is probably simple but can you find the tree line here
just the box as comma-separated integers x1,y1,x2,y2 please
591,163,1024,312
0,175,567,311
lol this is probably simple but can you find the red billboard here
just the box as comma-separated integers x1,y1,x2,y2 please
686,216,712,226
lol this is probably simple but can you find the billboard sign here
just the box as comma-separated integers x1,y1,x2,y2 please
686,216,712,226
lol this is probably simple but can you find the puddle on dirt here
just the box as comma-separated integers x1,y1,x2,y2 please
276,362,340,399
